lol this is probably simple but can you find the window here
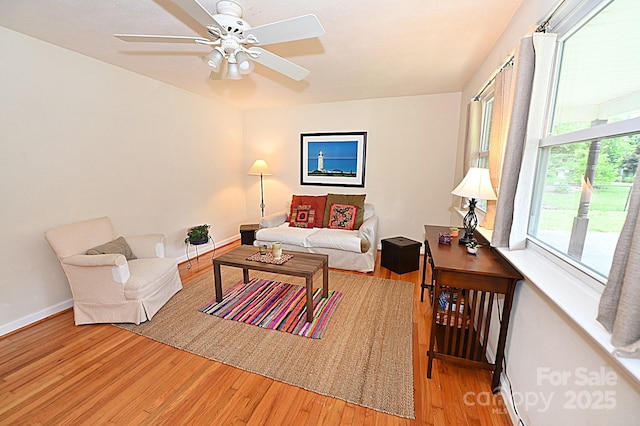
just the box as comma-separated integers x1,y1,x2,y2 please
476,95,494,211
478,96,494,170
529,0,640,279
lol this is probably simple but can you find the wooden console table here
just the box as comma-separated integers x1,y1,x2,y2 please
422,225,522,391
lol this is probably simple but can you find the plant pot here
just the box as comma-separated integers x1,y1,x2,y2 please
467,247,478,255
189,237,209,245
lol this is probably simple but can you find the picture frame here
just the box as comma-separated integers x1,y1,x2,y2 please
300,132,367,187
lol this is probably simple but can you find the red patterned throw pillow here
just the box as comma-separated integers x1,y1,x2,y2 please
289,195,326,228
290,204,316,228
328,203,358,230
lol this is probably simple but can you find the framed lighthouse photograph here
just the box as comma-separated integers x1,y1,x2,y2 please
300,132,367,187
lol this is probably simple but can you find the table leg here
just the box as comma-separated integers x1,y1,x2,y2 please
426,282,439,379
306,275,314,323
491,279,517,392
322,259,329,298
421,240,428,302
243,268,250,284
214,262,222,302
427,351,435,379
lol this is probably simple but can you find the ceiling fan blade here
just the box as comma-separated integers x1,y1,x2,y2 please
250,47,310,81
115,34,209,44
245,15,325,46
172,0,219,28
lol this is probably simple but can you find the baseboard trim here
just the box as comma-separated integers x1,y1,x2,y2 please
1,299,74,337
1,236,240,338
176,235,239,264
499,372,521,426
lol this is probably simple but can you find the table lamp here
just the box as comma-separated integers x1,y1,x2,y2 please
248,159,272,217
451,167,497,245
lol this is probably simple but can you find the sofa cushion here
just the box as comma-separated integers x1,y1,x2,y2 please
327,203,358,230
289,195,327,228
289,204,316,228
306,228,366,253
323,194,366,228
255,223,316,247
87,236,137,260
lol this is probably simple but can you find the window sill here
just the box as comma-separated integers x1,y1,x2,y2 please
490,237,640,388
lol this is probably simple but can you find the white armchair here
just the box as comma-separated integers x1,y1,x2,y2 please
45,217,183,325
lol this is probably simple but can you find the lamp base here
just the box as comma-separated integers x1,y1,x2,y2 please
458,234,476,245
458,197,478,245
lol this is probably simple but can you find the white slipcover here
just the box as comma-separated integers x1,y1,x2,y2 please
255,203,379,273
45,217,182,325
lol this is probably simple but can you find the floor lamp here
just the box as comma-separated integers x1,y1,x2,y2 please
451,167,497,245
248,159,272,217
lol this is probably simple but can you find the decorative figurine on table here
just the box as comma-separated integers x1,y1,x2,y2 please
466,241,481,254
438,233,453,245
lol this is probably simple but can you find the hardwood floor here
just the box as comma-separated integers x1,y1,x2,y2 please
1,240,512,425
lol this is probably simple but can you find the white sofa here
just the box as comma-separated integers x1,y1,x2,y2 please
254,203,378,272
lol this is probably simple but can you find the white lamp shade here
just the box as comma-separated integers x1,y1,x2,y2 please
247,159,272,176
451,167,497,200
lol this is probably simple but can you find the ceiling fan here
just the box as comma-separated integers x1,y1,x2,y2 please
115,0,325,81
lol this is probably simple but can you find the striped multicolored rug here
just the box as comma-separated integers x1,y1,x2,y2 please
198,278,344,339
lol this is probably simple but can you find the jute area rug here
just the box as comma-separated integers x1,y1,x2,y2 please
117,267,415,419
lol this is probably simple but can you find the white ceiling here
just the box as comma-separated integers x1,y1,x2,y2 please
0,0,524,110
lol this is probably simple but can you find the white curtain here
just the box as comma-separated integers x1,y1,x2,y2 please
464,101,483,172
597,161,640,358
482,64,513,229
492,33,558,248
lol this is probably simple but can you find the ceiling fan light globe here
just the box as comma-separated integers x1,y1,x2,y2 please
238,60,254,75
226,62,243,80
202,49,224,71
235,51,255,75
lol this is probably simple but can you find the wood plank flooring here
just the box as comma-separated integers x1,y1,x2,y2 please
1,240,512,425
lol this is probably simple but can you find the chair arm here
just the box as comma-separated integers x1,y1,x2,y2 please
125,234,166,258
259,210,288,228
62,253,127,267
62,254,131,284
358,215,379,252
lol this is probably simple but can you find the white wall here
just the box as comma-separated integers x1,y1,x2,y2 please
457,0,640,424
241,94,462,245
0,28,247,333
502,281,640,424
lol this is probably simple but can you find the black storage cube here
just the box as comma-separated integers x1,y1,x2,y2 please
240,224,260,245
381,237,421,274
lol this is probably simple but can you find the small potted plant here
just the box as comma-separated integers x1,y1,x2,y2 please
185,224,211,245
449,227,459,237
466,241,481,254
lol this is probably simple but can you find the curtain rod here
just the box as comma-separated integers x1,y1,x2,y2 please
536,0,568,32
472,0,571,101
473,55,514,101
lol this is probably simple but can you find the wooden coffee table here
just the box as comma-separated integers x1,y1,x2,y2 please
212,245,329,322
